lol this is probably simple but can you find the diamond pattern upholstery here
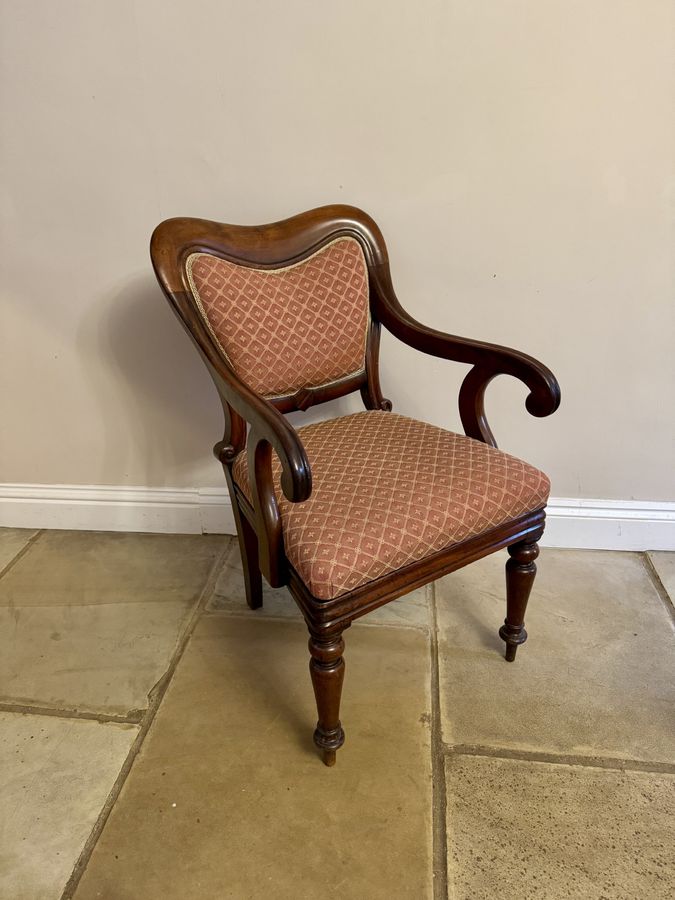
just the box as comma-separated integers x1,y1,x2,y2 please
232,411,550,600
185,237,369,399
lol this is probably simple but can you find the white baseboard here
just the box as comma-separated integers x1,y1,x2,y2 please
541,498,675,551
0,484,673,551
0,484,235,536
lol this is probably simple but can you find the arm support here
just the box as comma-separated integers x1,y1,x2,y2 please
371,268,560,447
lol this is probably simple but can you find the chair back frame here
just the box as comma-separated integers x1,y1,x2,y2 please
151,206,394,418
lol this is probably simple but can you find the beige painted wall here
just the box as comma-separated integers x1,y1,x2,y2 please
1,1,673,501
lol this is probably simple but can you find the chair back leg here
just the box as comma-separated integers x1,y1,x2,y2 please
233,502,263,610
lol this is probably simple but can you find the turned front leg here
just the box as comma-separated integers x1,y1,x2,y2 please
308,631,346,766
500,539,540,662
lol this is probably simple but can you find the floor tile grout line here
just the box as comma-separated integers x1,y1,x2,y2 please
429,582,450,900
0,701,143,725
59,538,232,900
641,551,675,625
0,528,45,580
443,743,675,775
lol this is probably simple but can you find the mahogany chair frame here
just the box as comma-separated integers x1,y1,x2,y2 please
150,205,560,766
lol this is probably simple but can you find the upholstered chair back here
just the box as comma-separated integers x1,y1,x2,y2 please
185,237,369,399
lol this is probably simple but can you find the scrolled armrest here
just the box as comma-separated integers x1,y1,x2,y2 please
211,356,311,588
220,374,312,504
371,268,560,446
177,300,312,503
157,274,311,590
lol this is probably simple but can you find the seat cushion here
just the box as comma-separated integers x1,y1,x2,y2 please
232,411,550,600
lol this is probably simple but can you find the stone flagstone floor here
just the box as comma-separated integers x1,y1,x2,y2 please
0,527,673,899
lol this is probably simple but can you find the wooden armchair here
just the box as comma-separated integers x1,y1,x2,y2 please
150,206,560,766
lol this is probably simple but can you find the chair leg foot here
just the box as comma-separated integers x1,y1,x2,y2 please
308,630,346,766
499,626,525,662
322,749,337,767
235,508,263,610
500,539,539,662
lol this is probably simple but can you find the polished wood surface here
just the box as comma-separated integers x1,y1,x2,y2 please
501,536,542,661
151,205,561,765
308,630,346,767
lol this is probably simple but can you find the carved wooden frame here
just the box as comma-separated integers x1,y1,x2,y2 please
150,205,560,765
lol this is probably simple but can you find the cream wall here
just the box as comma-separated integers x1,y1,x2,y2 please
1,1,673,502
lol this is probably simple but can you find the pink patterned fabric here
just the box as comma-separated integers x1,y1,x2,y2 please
186,237,369,398
232,411,550,600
